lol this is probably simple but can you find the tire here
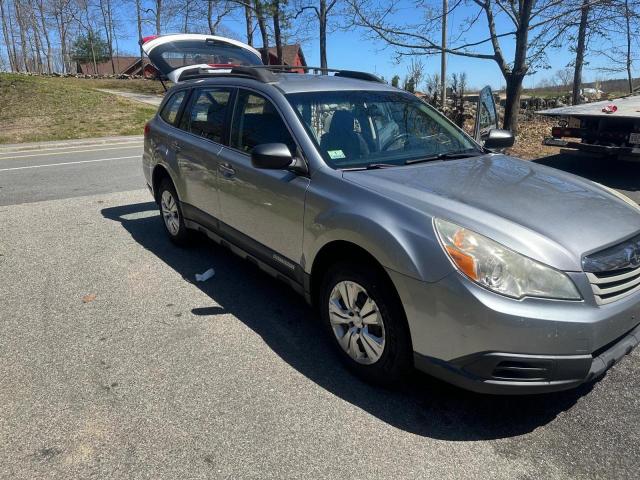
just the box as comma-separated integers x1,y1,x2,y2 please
157,178,190,246
319,262,412,385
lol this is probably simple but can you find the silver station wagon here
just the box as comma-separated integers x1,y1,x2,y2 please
142,34,640,394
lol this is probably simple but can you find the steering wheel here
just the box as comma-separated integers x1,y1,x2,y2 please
381,133,411,152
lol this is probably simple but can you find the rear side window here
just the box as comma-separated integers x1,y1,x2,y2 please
231,90,296,154
182,88,231,143
160,90,187,125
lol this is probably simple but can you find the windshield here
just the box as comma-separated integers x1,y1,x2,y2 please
286,90,480,169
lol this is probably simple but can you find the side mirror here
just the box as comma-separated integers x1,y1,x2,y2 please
251,143,293,170
482,129,515,149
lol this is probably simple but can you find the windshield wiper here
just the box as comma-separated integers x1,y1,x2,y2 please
405,152,481,165
342,163,399,171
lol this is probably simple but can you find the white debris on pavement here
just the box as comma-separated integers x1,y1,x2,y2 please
195,268,215,282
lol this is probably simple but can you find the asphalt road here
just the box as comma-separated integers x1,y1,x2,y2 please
1,140,639,479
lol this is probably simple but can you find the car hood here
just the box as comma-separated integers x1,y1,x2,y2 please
343,154,640,271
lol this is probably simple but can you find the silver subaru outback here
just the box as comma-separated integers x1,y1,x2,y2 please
142,34,640,394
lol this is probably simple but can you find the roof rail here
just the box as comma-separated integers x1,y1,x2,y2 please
179,64,384,84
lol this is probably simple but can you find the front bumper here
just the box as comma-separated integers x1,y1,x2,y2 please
388,269,640,394
414,323,639,394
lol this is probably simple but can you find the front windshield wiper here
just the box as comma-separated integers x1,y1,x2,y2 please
405,151,482,165
342,163,399,171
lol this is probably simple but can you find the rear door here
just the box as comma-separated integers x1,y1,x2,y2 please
216,89,309,268
141,34,263,83
173,86,234,218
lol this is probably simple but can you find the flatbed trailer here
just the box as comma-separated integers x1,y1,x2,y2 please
537,94,640,160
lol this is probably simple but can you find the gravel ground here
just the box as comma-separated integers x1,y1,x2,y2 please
1,188,638,479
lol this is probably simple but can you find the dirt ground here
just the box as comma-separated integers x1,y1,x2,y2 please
507,115,561,160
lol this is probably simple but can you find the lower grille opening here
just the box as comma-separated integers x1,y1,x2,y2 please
491,361,551,382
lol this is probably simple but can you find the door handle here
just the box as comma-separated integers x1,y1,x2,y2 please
171,141,181,152
218,163,236,177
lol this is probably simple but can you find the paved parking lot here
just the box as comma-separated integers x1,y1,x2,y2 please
1,141,639,479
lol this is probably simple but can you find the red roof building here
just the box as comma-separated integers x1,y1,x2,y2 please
77,56,156,77
267,44,307,73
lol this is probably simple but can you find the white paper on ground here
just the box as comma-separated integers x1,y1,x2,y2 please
195,268,215,282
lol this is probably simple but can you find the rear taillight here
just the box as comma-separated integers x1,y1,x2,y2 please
551,127,584,138
140,35,158,45
144,122,151,137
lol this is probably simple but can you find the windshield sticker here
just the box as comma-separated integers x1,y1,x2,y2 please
328,150,346,160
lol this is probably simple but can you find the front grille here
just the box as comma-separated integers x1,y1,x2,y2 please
586,265,640,305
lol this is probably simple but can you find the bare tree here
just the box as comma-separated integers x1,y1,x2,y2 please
296,1,339,71
348,0,587,133
572,0,590,104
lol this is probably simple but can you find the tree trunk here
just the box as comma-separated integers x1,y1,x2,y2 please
135,0,144,72
15,0,29,71
156,0,162,35
319,0,327,71
244,3,253,46
36,0,53,72
624,0,633,93
207,0,215,34
272,0,283,64
572,0,589,105
254,0,270,64
441,0,447,109
500,0,533,134
0,0,16,71
100,0,116,73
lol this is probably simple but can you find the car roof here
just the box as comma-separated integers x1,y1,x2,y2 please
179,72,398,94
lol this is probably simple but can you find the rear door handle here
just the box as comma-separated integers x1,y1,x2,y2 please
218,162,236,177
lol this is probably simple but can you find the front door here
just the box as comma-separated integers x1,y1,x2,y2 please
473,86,500,144
217,89,309,267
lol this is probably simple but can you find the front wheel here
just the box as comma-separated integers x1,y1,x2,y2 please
320,262,412,385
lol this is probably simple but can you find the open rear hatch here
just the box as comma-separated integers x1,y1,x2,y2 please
141,34,263,83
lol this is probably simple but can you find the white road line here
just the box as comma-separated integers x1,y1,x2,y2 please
0,145,143,160
0,140,143,156
0,155,139,172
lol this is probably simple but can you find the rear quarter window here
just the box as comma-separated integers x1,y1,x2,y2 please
160,90,187,126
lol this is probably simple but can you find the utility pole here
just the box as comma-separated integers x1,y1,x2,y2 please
441,0,447,110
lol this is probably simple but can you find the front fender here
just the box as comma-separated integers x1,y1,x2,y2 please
304,202,454,283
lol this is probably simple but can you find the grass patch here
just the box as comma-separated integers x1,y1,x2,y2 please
0,73,160,143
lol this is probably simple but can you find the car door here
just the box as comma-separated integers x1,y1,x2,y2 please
473,86,500,144
216,89,310,269
172,87,234,219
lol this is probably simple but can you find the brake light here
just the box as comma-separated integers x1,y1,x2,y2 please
551,127,584,138
140,35,158,45
206,63,238,68
144,122,151,137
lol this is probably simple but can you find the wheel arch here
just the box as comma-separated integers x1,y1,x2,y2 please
151,164,175,203
309,240,398,307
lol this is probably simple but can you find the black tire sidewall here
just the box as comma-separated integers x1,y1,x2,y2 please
158,179,190,245
320,262,412,384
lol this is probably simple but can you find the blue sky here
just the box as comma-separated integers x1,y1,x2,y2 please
112,1,631,90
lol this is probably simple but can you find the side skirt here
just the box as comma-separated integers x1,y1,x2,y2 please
181,202,309,299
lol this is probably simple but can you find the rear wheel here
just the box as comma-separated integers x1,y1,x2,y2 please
320,262,412,385
157,179,190,245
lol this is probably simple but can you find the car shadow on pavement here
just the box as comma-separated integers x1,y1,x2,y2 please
534,154,640,192
102,201,595,442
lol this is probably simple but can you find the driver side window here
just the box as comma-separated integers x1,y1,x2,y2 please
230,90,296,154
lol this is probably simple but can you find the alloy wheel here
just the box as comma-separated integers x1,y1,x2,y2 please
161,190,180,236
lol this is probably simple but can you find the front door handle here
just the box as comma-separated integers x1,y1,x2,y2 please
218,162,236,177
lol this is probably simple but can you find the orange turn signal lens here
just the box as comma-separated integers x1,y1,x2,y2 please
445,245,478,281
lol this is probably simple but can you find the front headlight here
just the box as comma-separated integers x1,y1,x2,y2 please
434,218,581,300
